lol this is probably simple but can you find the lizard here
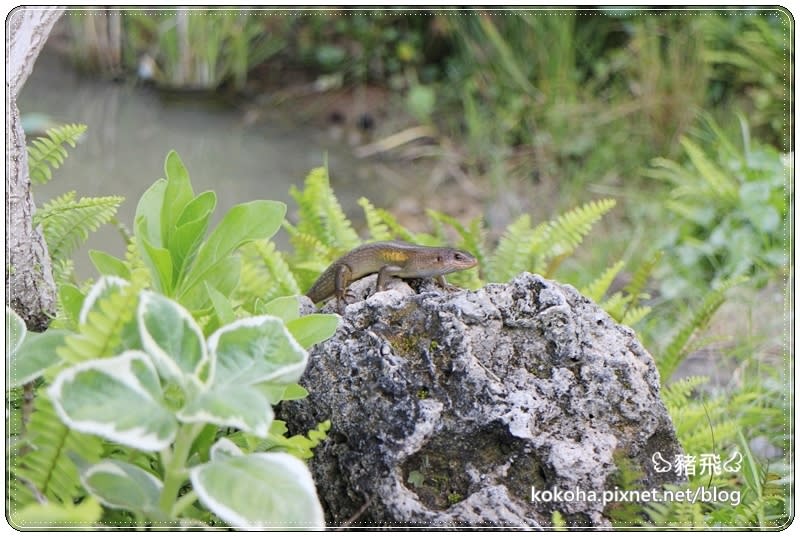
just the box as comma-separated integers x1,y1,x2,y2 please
305,240,478,312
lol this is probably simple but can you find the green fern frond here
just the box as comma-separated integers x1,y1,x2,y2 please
238,240,301,308
620,305,652,327
582,260,625,302
51,258,75,287
57,275,144,365
26,123,87,184
359,197,393,241
679,418,739,455
288,167,360,257
679,137,739,204
621,250,662,319
599,292,629,322
426,210,488,272
486,214,534,282
662,376,709,409
11,394,103,507
34,192,123,262
283,223,337,260
657,275,746,381
623,251,661,302
539,198,617,274
371,207,419,242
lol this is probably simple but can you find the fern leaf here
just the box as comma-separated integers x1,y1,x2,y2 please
238,240,301,307
57,275,143,365
662,376,709,410
621,250,662,320
26,123,87,184
288,167,360,256
51,258,76,287
599,291,629,322
284,223,337,260
426,210,488,277
34,192,123,262
486,214,534,282
11,394,103,506
359,197,393,241
371,207,418,242
620,305,651,326
582,260,625,302
680,137,739,204
542,198,617,266
657,276,746,381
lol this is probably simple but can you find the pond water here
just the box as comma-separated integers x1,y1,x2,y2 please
18,48,400,277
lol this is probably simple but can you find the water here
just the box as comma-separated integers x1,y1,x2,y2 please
18,49,397,277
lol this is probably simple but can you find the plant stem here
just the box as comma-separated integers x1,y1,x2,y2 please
159,423,202,517
172,489,199,518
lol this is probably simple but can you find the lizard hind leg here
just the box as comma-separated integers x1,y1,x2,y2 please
334,264,353,313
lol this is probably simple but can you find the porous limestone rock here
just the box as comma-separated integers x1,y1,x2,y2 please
284,272,683,529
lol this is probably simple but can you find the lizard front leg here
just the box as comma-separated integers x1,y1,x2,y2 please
435,275,460,292
376,265,404,292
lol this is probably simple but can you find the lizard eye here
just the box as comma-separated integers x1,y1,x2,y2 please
454,253,464,261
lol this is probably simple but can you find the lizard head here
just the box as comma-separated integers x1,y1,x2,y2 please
435,248,478,275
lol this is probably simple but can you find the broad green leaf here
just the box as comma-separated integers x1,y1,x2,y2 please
254,382,309,405
48,350,178,451
11,497,102,527
190,453,324,530
136,218,174,294
286,314,340,349
81,459,164,518
138,291,209,389
178,384,273,438
252,383,292,405
58,283,85,325
161,150,196,248
280,383,309,401
181,200,286,294
10,329,68,387
259,296,301,322
134,178,167,247
89,250,130,279
6,306,26,356
178,256,241,312
208,316,308,387
171,191,216,277
79,276,129,325
206,282,235,326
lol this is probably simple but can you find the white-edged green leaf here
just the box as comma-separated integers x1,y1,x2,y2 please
48,350,177,451
6,306,26,356
286,314,340,349
80,459,164,517
138,291,210,389
10,329,68,387
190,452,324,530
79,276,129,325
209,437,244,460
208,315,308,387
177,384,273,437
